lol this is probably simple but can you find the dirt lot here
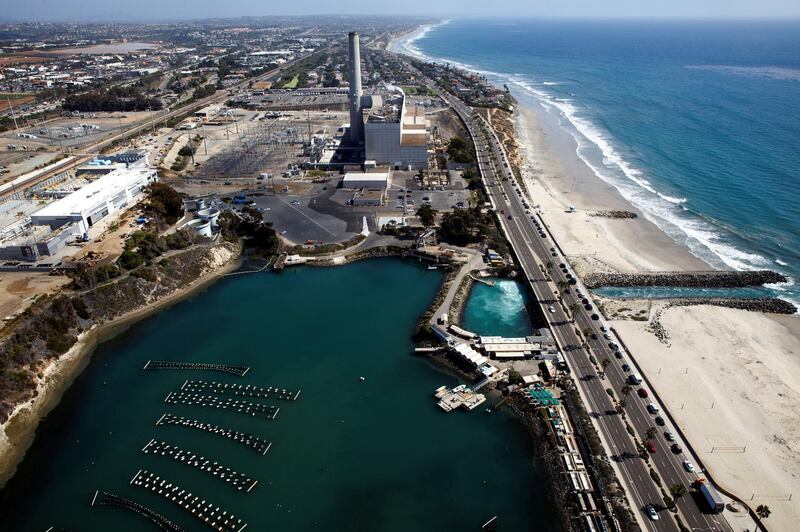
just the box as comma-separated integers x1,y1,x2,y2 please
0,272,70,326
0,95,35,112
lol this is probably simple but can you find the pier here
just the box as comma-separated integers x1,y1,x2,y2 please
434,384,487,412
180,380,300,401
130,470,248,532
142,440,259,492
164,392,280,419
143,360,251,377
91,490,184,532
155,413,272,455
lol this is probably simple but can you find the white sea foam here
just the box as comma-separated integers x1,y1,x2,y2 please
393,23,782,282
505,75,773,272
776,259,789,266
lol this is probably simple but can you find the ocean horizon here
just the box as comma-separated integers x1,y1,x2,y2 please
392,18,800,306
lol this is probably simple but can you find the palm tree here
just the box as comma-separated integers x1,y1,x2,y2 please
756,504,771,529
669,483,687,504
646,426,658,441
621,384,632,398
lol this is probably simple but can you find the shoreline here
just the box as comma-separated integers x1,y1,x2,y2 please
0,246,242,488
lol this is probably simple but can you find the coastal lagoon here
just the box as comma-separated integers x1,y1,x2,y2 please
0,259,560,531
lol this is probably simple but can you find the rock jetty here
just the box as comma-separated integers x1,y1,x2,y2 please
584,270,787,289
589,210,638,219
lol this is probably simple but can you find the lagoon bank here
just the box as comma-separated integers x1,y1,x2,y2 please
0,259,561,531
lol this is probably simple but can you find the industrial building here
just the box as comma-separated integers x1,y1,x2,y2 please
31,163,157,234
351,189,385,207
346,31,429,170
363,91,428,169
341,171,391,190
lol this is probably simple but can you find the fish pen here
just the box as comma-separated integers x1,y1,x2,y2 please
164,392,280,420
130,470,248,532
180,380,301,401
143,361,251,377
155,413,272,455
91,490,184,532
141,440,258,493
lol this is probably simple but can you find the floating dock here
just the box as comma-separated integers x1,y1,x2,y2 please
142,440,258,493
143,360,250,377
130,470,248,532
155,413,272,455
434,384,487,412
180,380,300,401
91,490,184,532
164,392,279,420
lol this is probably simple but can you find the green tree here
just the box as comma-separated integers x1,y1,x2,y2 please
144,183,184,226
416,204,437,228
646,426,658,441
117,250,145,271
669,483,687,505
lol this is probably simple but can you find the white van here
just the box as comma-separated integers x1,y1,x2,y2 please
628,373,643,385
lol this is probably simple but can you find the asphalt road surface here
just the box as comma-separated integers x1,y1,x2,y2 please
443,91,731,532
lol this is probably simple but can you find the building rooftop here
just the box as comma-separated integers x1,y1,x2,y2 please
33,166,152,217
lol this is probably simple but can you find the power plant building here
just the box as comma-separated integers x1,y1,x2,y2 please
363,92,428,170
346,31,428,169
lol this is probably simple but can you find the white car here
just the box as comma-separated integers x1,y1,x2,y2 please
683,460,695,473
548,306,555,313
646,505,659,521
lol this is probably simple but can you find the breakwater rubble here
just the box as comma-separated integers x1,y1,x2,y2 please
585,270,788,289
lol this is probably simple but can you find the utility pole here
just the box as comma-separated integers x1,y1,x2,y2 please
6,97,20,133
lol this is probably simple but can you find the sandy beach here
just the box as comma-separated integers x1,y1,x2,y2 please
0,244,240,487
613,304,800,531
515,104,711,275
513,99,800,527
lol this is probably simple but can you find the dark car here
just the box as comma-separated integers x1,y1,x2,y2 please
655,416,665,426
614,351,623,359
591,314,600,320
637,388,649,398
622,363,631,372
671,443,683,454
590,333,598,340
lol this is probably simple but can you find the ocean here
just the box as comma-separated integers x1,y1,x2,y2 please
392,18,800,305
0,260,559,531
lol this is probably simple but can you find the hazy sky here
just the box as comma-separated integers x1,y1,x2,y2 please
3,0,800,22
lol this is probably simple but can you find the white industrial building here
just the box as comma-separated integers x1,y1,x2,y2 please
363,92,428,170
31,164,157,234
342,171,391,190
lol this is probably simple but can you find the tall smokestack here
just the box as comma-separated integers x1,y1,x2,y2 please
348,31,363,143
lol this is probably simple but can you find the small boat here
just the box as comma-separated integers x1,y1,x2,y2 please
427,265,438,270
359,376,366,381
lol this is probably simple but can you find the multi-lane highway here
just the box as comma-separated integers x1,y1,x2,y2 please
441,91,732,532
